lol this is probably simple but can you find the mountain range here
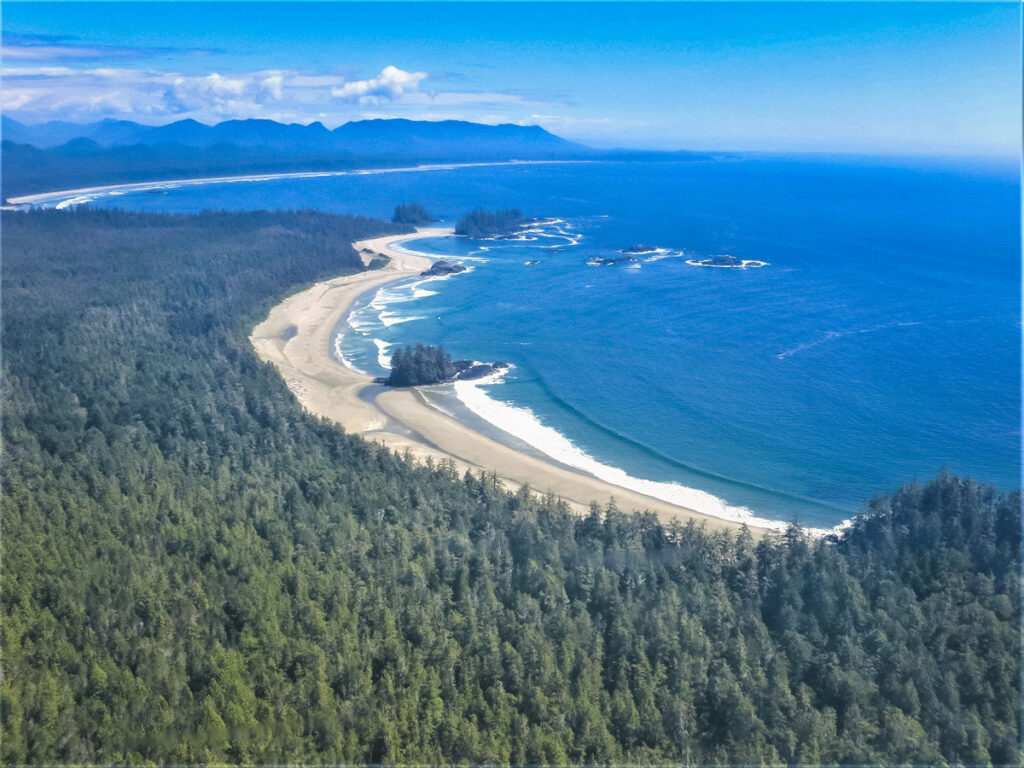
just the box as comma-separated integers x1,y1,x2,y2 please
2,116,587,158
2,116,713,200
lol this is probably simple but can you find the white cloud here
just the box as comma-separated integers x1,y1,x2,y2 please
3,45,112,61
260,74,285,100
1,66,80,77
330,65,427,104
1,34,213,63
1,63,563,128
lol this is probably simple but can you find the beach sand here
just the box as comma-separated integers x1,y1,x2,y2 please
251,228,762,533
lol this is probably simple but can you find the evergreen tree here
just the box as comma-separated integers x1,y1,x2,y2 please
454,209,528,238
387,344,456,386
1,208,1020,765
392,203,435,226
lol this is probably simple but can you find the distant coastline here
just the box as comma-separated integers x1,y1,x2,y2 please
3,159,593,209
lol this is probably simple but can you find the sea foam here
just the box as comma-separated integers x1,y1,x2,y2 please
332,332,368,375
451,377,843,536
378,312,422,327
373,339,393,369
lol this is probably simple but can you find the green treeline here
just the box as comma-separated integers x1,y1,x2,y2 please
1,208,1020,765
392,203,435,226
455,208,528,238
387,344,457,387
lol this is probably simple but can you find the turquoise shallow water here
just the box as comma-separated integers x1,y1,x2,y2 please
63,155,1021,529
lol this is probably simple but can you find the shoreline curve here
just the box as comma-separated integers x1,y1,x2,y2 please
4,160,592,209
250,227,771,534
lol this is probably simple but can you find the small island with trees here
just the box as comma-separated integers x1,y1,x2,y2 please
420,260,467,277
620,243,659,254
383,343,509,387
687,254,769,268
455,209,531,238
392,202,436,226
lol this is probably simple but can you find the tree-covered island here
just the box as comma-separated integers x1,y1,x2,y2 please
455,208,531,238
385,343,508,386
420,260,467,277
392,203,436,226
620,244,659,254
687,254,769,268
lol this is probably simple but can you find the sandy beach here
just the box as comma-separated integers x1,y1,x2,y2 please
250,228,765,533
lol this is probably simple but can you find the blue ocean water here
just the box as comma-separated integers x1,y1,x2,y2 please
67,156,1020,528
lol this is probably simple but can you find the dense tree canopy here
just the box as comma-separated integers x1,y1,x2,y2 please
455,209,529,238
392,203,435,226
2,208,1020,765
387,344,458,387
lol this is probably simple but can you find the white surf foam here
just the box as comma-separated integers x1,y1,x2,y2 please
378,312,422,327
373,339,393,369
642,248,687,262
777,321,923,360
346,304,380,332
390,240,489,263
55,195,96,209
332,332,368,375
685,257,769,269
451,377,844,536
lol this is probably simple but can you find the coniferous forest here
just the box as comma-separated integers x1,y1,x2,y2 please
387,344,457,387
1,208,1020,765
392,203,436,226
455,209,529,238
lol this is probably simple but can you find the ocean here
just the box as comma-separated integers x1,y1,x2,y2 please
44,155,1021,529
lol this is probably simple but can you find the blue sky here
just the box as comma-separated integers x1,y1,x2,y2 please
3,2,1020,155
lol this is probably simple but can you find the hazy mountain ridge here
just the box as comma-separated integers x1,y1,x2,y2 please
2,115,585,156
1,116,713,199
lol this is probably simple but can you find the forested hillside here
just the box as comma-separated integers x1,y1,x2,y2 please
2,209,1019,765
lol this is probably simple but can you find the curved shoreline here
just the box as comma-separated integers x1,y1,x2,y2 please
250,227,771,534
4,160,592,208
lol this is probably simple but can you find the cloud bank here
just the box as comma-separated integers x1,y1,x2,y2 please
2,64,437,123
1,62,554,128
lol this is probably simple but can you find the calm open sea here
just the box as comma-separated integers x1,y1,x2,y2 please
66,155,1020,529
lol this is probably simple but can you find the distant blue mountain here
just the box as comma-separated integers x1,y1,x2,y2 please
3,116,587,159
3,116,120,147
2,116,713,199
331,118,583,158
